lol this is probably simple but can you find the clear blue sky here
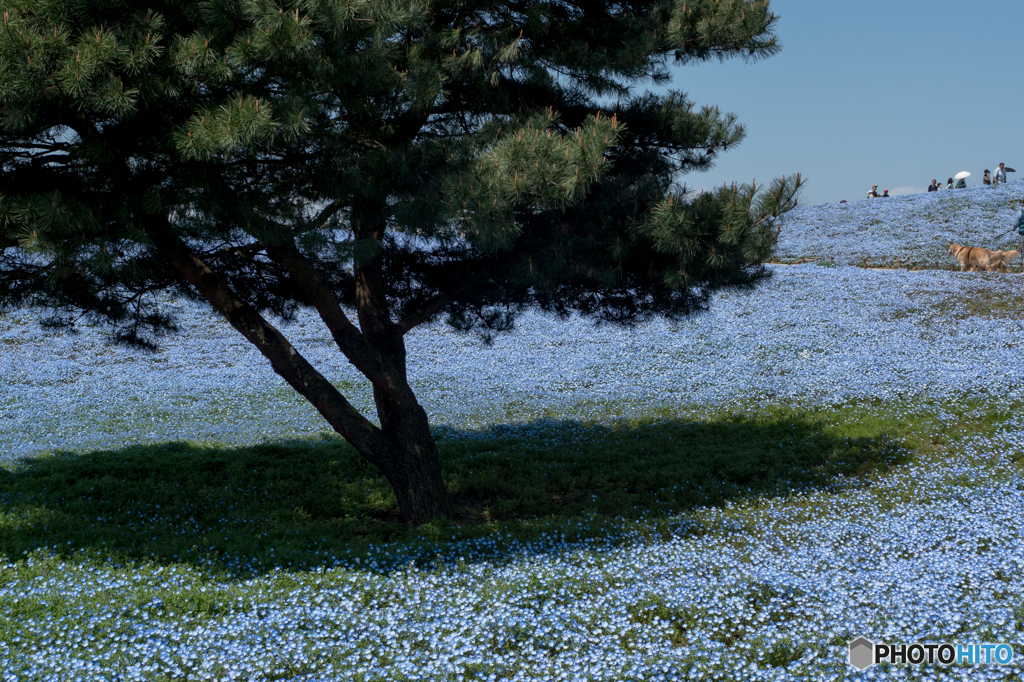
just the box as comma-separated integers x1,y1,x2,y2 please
662,0,1024,206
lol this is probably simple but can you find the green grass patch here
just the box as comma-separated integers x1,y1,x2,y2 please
1,396,1022,679
627,595,701,646
905,281,1024,320
0,399,961,575
1,394,1018,577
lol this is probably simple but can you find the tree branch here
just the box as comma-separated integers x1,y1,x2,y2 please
264,240,416,408
145,213,392,463
395,291,450,335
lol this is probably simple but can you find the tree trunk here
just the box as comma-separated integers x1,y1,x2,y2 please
348,208,454,524
298,361,449,524
356,293,453,524
267,234,456,525
148,214,453,525
370,393,452,524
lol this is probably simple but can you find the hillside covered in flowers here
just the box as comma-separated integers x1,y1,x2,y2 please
2,184,1024,680
775,182,1024,267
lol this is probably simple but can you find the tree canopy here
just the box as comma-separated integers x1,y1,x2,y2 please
0,0,802,524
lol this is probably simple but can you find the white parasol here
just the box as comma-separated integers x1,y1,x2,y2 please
954,171,971,180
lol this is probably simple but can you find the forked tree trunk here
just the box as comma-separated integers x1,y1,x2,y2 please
148,215,454,525
300,369,451,524
350,212,454,524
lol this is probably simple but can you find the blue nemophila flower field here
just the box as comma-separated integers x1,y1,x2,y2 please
775,182,1024,267
3,185,1024,680
4,263,1024,459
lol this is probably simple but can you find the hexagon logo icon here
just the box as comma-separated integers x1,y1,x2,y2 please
849,637,875,670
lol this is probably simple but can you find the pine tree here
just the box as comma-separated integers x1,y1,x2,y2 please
0,0,802,524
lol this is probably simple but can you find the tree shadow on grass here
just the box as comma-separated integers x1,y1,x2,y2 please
0,413,909,575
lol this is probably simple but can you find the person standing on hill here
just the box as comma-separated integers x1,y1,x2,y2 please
983,170,992,185
955,176,967,189
1016,199,1024,256
995,163,1008,185
928,180,938,192
867,184,879,198
947,178,954,189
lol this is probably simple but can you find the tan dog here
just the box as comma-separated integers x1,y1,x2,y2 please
949,243,1020,272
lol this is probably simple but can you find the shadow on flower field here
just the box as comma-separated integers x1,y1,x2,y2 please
0,413,910,575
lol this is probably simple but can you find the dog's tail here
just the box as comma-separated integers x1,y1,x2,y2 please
1003,250,1020,265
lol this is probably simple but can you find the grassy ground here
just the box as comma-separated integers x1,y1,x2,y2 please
0,398,982,574
2,396,1023,680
